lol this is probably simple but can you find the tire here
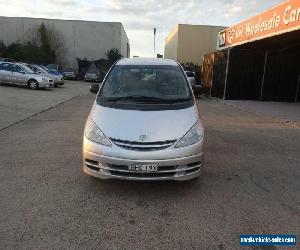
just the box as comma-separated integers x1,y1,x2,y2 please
28,79,39,90
54,83,58,87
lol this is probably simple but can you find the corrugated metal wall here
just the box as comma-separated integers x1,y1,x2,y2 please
202,44,300,102
262,44,300,102
225,48,265,100
211,51,228,98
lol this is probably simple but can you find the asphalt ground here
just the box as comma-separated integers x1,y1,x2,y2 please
0,81,89,130
0,82,299,249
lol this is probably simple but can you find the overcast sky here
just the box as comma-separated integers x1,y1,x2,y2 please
0,0,282,57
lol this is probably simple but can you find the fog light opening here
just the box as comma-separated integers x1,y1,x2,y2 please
177,165,186,170
99,168,110,175
176,170,186,177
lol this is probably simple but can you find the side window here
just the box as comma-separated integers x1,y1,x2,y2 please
0,63,3,70
2,63,12,72
13,65,23,72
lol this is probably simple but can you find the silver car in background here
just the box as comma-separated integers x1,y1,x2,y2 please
83,58,204,181
28,64,63,87
39,65,64,86
0,62,52,89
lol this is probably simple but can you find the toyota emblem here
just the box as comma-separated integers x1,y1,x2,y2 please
139,134,149,142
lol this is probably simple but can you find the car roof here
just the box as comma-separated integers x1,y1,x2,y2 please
116,58,179,66
0,62,14,66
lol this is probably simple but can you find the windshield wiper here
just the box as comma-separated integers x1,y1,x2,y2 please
104,95,191,103
105,95,167,102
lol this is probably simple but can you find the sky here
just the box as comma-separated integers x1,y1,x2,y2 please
0,0,283,57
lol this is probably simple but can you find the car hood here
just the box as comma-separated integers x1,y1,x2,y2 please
29,73,46,79
35,73,51,79
91,104,199,142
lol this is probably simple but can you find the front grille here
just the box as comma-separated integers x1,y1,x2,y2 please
110,138,176,151
85,159,201,179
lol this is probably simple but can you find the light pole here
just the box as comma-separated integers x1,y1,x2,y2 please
154,28,156,57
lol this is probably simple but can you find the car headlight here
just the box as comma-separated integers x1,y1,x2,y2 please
85,117,112,146
174,121,204,148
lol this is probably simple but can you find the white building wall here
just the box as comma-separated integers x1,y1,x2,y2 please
0,17,129,68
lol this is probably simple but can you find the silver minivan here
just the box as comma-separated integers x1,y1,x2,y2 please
83,58,204,181
0,62,52,89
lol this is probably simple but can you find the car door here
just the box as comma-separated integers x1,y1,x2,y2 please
0,63,13,83
12,65,28,85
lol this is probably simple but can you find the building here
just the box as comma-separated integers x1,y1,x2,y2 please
202,0,300,102
0,16,130,68
164,24,227,66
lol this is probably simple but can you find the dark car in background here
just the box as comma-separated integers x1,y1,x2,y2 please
63,68,77,80
84,67,103,82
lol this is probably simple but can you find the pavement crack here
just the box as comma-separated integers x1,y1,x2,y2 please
249,174,270,193
0,92,88,134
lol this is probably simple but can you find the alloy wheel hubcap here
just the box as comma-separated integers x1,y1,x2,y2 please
30,81,36,88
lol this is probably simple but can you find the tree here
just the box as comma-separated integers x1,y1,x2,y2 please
38,23,56,64
105,48,123,63
0,41,7,57
16,22,68,65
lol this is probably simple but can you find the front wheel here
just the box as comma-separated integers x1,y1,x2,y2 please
28,80,39,90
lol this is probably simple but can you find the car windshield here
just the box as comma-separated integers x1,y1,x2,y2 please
41,66,50,71
19,65,34,74
99,65,192,103
87,68,99,74
36,66,48,74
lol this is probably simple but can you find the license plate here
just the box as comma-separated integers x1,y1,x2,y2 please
128,164,158,172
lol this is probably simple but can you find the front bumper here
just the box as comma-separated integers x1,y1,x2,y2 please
64,75,76,80
85,77,101,82
39,81,50,88
54,78,64,85
83,137,204,181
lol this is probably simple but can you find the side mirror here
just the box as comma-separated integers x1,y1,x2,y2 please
192,85,202,97
90,84,99,94
19,70,25,74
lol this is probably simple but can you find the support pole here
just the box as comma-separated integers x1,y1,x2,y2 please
260,49,268,101
295,74,300,102
223,49,231,100
154,28,156,57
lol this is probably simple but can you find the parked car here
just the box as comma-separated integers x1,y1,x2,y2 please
83,58,204,181
63,68,77,80
39,65,64,86
46,64,62,73
0,62,52,89
26,64,53,87
28,64,64,87
185,71,197,87
84,67,102,82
